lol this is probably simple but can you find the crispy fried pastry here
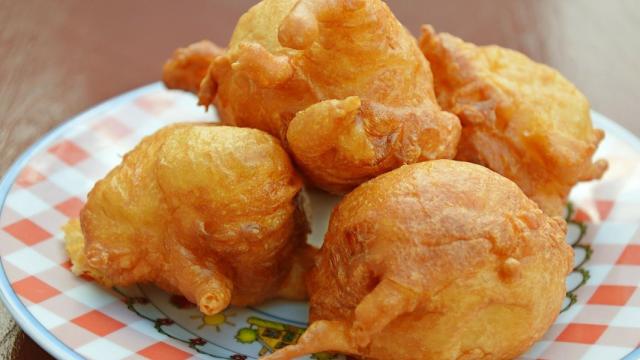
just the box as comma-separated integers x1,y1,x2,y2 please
164,0,460,194
419,25,607,216
263,160,573,360
64,124,311,315
162,40,224,93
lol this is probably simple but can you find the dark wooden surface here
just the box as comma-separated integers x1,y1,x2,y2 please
1,0,639,358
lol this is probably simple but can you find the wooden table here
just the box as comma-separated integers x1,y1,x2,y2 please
1,0,638,358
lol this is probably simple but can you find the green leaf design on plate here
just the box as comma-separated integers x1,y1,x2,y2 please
561,202,592,313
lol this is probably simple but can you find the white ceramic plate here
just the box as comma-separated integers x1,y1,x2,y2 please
1,83,639,360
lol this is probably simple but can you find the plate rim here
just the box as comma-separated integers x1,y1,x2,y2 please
1,82,639,360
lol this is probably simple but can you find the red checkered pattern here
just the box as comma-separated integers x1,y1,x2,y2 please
0,86,638,359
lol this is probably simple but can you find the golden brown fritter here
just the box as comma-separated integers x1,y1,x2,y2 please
162,40,223,93
165,0,460,194
263,160,573,360
419,25,607,216
64,124,311,315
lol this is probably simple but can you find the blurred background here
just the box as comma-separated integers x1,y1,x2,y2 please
1,0,639,358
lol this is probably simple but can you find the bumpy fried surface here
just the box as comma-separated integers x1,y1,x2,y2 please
165,0,460,194
162,40,224,93
64,124,311,315
263,160,573,360
419,25,607,216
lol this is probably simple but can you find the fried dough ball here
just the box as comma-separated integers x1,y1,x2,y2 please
419,25,607,216
64,124,311,315
263,160,573,360
164,0,460,194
